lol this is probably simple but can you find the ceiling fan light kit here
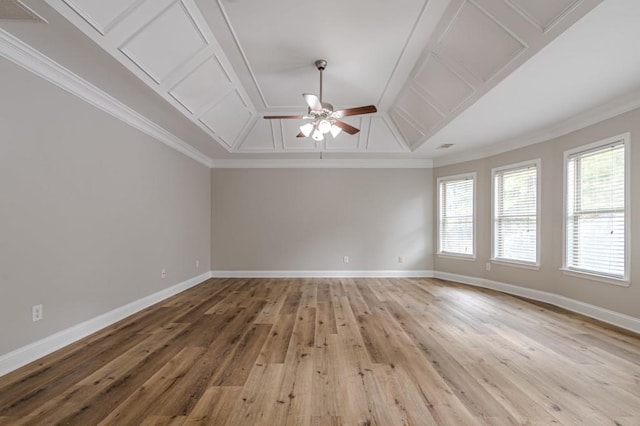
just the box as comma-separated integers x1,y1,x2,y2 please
264,59,377,142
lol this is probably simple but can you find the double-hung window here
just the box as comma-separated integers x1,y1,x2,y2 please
438,173,475,258
492,160,540,267
564,134,629,283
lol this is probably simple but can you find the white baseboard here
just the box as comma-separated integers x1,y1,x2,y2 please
3,269,636,378
210,270,435,278
433,271,640,334
0,271,212,378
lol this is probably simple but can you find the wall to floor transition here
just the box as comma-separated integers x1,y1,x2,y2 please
0,57,211,356
433,107,640,319
211,168,433,272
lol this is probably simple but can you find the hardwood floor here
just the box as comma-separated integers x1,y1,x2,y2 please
1,277,639,425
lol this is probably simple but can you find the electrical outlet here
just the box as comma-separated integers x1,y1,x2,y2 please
32,304,43,322
161,269,167,279
486,262,491,271
398,256,404,264
343,256,349,264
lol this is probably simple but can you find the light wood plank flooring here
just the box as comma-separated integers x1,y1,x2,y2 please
0,278,639,425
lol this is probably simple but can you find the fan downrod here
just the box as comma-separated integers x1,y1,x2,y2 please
315,59,327,71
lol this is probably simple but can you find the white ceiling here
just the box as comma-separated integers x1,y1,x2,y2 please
2,0,640,165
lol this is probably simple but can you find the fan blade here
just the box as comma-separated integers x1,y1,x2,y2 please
332,105,377,119
333,120,360,135
303,93,323,111
296,132,306,138
264,115,310,120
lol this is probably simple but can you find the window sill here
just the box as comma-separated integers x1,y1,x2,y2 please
491,259,540,271
437,253,476,262
560,268,630,287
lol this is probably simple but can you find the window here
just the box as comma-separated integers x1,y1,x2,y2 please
492,160,540,266
438,173,475,258
564,134,629,282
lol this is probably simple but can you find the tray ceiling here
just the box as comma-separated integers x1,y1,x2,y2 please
8,0,639,164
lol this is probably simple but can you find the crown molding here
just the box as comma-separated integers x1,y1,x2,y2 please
433,88,640,167
210,158,433,169
0,28,214,168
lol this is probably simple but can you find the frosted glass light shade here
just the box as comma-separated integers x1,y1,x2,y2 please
300,123,314,137
318,120,332,134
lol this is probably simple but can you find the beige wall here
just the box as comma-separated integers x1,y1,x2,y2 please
434,107,640,318
0,58,211,355
211,168,433,271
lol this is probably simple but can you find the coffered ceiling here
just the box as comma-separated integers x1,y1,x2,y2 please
2,0,640,165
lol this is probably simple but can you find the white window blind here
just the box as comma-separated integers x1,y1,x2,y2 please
493,162,538,264
438,175,474,256
566,140,626,278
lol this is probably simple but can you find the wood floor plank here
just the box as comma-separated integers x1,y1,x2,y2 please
183,386,242,425
210,323,272,386
98,346,205,425
257,314,296,364
1,277,638,425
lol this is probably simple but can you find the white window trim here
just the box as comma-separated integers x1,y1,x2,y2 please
492,258,540,270
561,133,631,286
436,172,476,260
490,159,541,268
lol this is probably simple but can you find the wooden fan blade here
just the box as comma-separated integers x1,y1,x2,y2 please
263,115,309,120
303,93,322,111
296,132,306,138
333,120,360,135
332,105,377,119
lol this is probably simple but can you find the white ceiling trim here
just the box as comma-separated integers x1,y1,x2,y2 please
213,0,267,108
433,88,640,167
215,0,436,111
0,28,214,168
46,0,255,153
210,159,433,169
118,1,209,84
504,0,583,34
392,0,601,151
60,0,145,36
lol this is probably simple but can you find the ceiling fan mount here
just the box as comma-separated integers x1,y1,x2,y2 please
264,59,377,141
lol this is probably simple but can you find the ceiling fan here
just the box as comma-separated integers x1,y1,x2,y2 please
263,59,377,141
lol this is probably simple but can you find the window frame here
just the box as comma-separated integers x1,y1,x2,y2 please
562,133,631,286
491,159,541,269
437,172,476,260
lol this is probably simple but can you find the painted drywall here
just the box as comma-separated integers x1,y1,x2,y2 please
0,57,211,356
434,107,640,318
211,168,433,271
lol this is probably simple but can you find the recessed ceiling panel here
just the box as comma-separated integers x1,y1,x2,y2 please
395,87,445,133
120,1,207,83
217,0,428,109
367,117,406,152
414,55,474,112
62,0,142,34
237,119,277,152
200,90,252,148
390,110,425,147
169,55,232,114
506,0,580,31
437,1,526,82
